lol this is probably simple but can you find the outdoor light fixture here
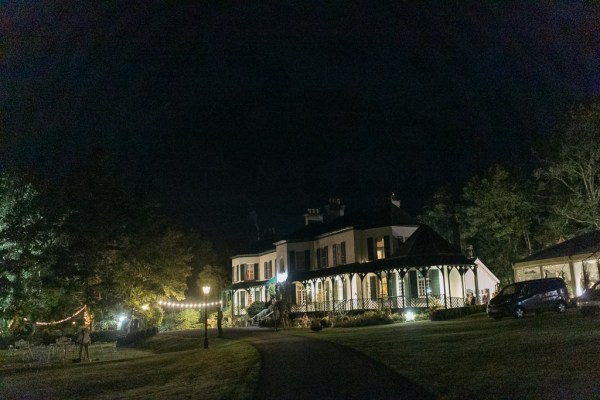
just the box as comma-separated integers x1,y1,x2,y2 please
202,286,211,349
405,311,415,322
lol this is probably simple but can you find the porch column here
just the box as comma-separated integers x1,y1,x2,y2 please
473,265,480,305
442,265,448,309
568,260,577,296
462,267,467,299
377,271,384,309
348,273,355,310
400,269,407,309
341,275,347,312
447,267,453,307
359,273,366,310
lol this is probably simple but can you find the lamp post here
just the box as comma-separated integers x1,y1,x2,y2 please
202,286,210,349
275,272,288,332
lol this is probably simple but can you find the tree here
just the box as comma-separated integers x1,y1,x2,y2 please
461,165,536,282
196,265,230,301
52,149,193,329
419,186,461,244
0,169,70,333
535,102,600,236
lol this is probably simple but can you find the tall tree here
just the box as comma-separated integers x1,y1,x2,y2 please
461,165,536,282
55,149,192,328
535,102,600,236
197,265,230,302
419,186,461,245
0,170,68,333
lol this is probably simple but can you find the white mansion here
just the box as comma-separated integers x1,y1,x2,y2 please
229,197,499,320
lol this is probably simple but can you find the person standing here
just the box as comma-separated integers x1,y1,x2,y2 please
217,306,223,337
77,328,91,362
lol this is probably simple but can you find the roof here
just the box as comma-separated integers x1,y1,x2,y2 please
516,230,600,265
231,201,419,255
280,202,418,243
230,237,278,258
375,224,474,269
286,224,474,282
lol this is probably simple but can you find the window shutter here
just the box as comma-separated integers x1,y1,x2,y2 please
240,264,246,281
367,238,374,261
289,251,295,271
323,246,329,267
341,242,346,264
317,248,322,268
291,283,297,304
409,271,418,298
384,236,391,258
430,269,441,295
304,250,310,269
254,263,259,280
369,276,377,300
389,273,397,297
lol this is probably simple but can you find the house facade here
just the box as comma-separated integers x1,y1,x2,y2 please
513,230,600,297
229,197,499,320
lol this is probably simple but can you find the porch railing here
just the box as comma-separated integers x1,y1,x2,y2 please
287,295,470,314
232,295,474,316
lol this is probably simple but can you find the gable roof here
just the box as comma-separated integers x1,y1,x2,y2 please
516,230,600,265
379,224,474,268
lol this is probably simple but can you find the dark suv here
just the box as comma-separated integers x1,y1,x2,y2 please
487,278,570,320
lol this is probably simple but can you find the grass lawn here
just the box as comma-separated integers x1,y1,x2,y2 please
1,310,598,399
288,309,600,400
0,332,260,400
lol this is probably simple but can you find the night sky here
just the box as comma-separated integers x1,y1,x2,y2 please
1,2,599,249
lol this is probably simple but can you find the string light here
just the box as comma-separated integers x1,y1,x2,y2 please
35,305,86,326
158,300,222,309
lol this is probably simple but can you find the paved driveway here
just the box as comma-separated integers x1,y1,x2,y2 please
217,327,435,400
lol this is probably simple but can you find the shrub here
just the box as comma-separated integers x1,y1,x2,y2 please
334,311,395,328
310,320,323,331
247,301,267,317
160,309,201,331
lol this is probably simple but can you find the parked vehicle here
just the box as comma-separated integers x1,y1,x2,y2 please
487,278,570,320
577,281,600,316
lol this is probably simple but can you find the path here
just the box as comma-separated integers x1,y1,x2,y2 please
220,327,435,400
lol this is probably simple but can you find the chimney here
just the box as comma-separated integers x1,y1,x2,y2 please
466,245,475,259
390,193,401,208
325,198,345,221
304,208,323,225
450,214,461,250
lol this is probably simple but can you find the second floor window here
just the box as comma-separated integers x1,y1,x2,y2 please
376,238,385,259
264,261,273,279
332,242,346,266
321,246,328,267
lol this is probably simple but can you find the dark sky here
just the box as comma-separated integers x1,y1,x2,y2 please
1,1,599,249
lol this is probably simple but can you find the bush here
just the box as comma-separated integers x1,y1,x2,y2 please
333,311,395,328
247,301,267,317
160,309,202,331
320,317,332,328
310,320,322,331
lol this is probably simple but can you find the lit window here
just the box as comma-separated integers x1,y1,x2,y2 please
296,285,307,305
376,238,385,259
